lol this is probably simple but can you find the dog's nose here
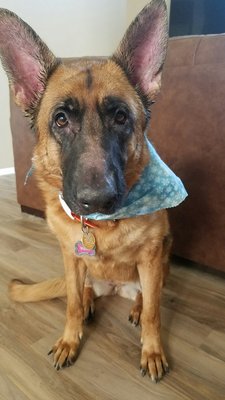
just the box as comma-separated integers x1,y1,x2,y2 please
77,187,118,214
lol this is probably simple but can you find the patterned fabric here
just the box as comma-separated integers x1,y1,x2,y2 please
85,138,188,220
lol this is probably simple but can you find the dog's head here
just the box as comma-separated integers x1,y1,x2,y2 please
0,0,168,215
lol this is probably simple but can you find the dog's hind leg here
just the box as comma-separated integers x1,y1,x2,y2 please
83,286,95,323
128,291,142,327
83,272,95,323
8,277,66,302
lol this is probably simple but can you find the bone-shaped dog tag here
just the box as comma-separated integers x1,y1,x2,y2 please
75,241,96,256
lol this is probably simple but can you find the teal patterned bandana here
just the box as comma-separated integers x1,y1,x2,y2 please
82,137,188,220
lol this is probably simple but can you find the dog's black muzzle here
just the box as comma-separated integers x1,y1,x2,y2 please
62,131,127,216
63,161,125,216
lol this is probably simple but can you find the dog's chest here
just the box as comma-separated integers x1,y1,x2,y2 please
83,224,145,282
85,254,139,283
85,248,141,299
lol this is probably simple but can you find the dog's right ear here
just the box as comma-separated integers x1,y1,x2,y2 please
0,9,58,117
113,0,168,102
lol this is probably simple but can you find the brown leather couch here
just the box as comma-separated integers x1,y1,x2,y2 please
10,34,225,273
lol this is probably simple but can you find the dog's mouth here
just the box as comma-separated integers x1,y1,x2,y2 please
77,203,120,216
76,198,122,216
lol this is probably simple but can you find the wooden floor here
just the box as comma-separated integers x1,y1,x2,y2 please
0,174,225,400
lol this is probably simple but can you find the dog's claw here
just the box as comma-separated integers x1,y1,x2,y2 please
48,349,53,356
66,359,73,368
62,357,68,369
129,314,140,327
55,364,60,371
70,356,77,365
164,365,170,374
140,367,147,377
84,307,95,325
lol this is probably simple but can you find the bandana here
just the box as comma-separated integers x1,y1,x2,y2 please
59,137,187,221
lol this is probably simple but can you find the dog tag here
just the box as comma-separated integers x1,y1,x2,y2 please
82,231,96,250
75,241,96,257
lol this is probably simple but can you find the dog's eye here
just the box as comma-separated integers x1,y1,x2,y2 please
114,109,127,125
55,112,68,128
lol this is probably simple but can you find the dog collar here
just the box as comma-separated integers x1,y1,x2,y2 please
58,193,97,228
59,137,188,222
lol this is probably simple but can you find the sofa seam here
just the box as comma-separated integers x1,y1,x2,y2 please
192,36,202,66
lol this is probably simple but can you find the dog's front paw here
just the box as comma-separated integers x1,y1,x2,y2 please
48,333,82,370
140,342,169,382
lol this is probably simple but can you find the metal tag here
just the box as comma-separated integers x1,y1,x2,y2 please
82,231,96,250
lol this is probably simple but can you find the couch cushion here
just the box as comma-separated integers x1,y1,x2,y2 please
149,34,225,271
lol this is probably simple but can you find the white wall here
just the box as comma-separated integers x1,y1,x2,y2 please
0,0,170,169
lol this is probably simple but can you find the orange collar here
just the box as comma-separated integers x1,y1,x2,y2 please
59,192,97,228
71,212,97,229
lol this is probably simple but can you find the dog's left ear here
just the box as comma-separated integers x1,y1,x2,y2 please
113,0,168,100
0,9,57,115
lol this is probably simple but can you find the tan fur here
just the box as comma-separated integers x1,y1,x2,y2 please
9,59,171,379
9,277,66,302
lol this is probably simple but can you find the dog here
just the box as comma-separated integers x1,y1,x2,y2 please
0,0,177,382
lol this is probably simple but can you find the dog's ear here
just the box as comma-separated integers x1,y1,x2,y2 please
0,9,57,115
113,0,168,100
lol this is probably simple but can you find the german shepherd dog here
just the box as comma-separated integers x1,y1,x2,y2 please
0,0,172,382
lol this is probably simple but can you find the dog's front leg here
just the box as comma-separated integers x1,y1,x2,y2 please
49,247,86,369
137,242,169,382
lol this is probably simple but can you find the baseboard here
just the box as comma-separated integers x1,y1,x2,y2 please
0,167,15,176
21,205,45,219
